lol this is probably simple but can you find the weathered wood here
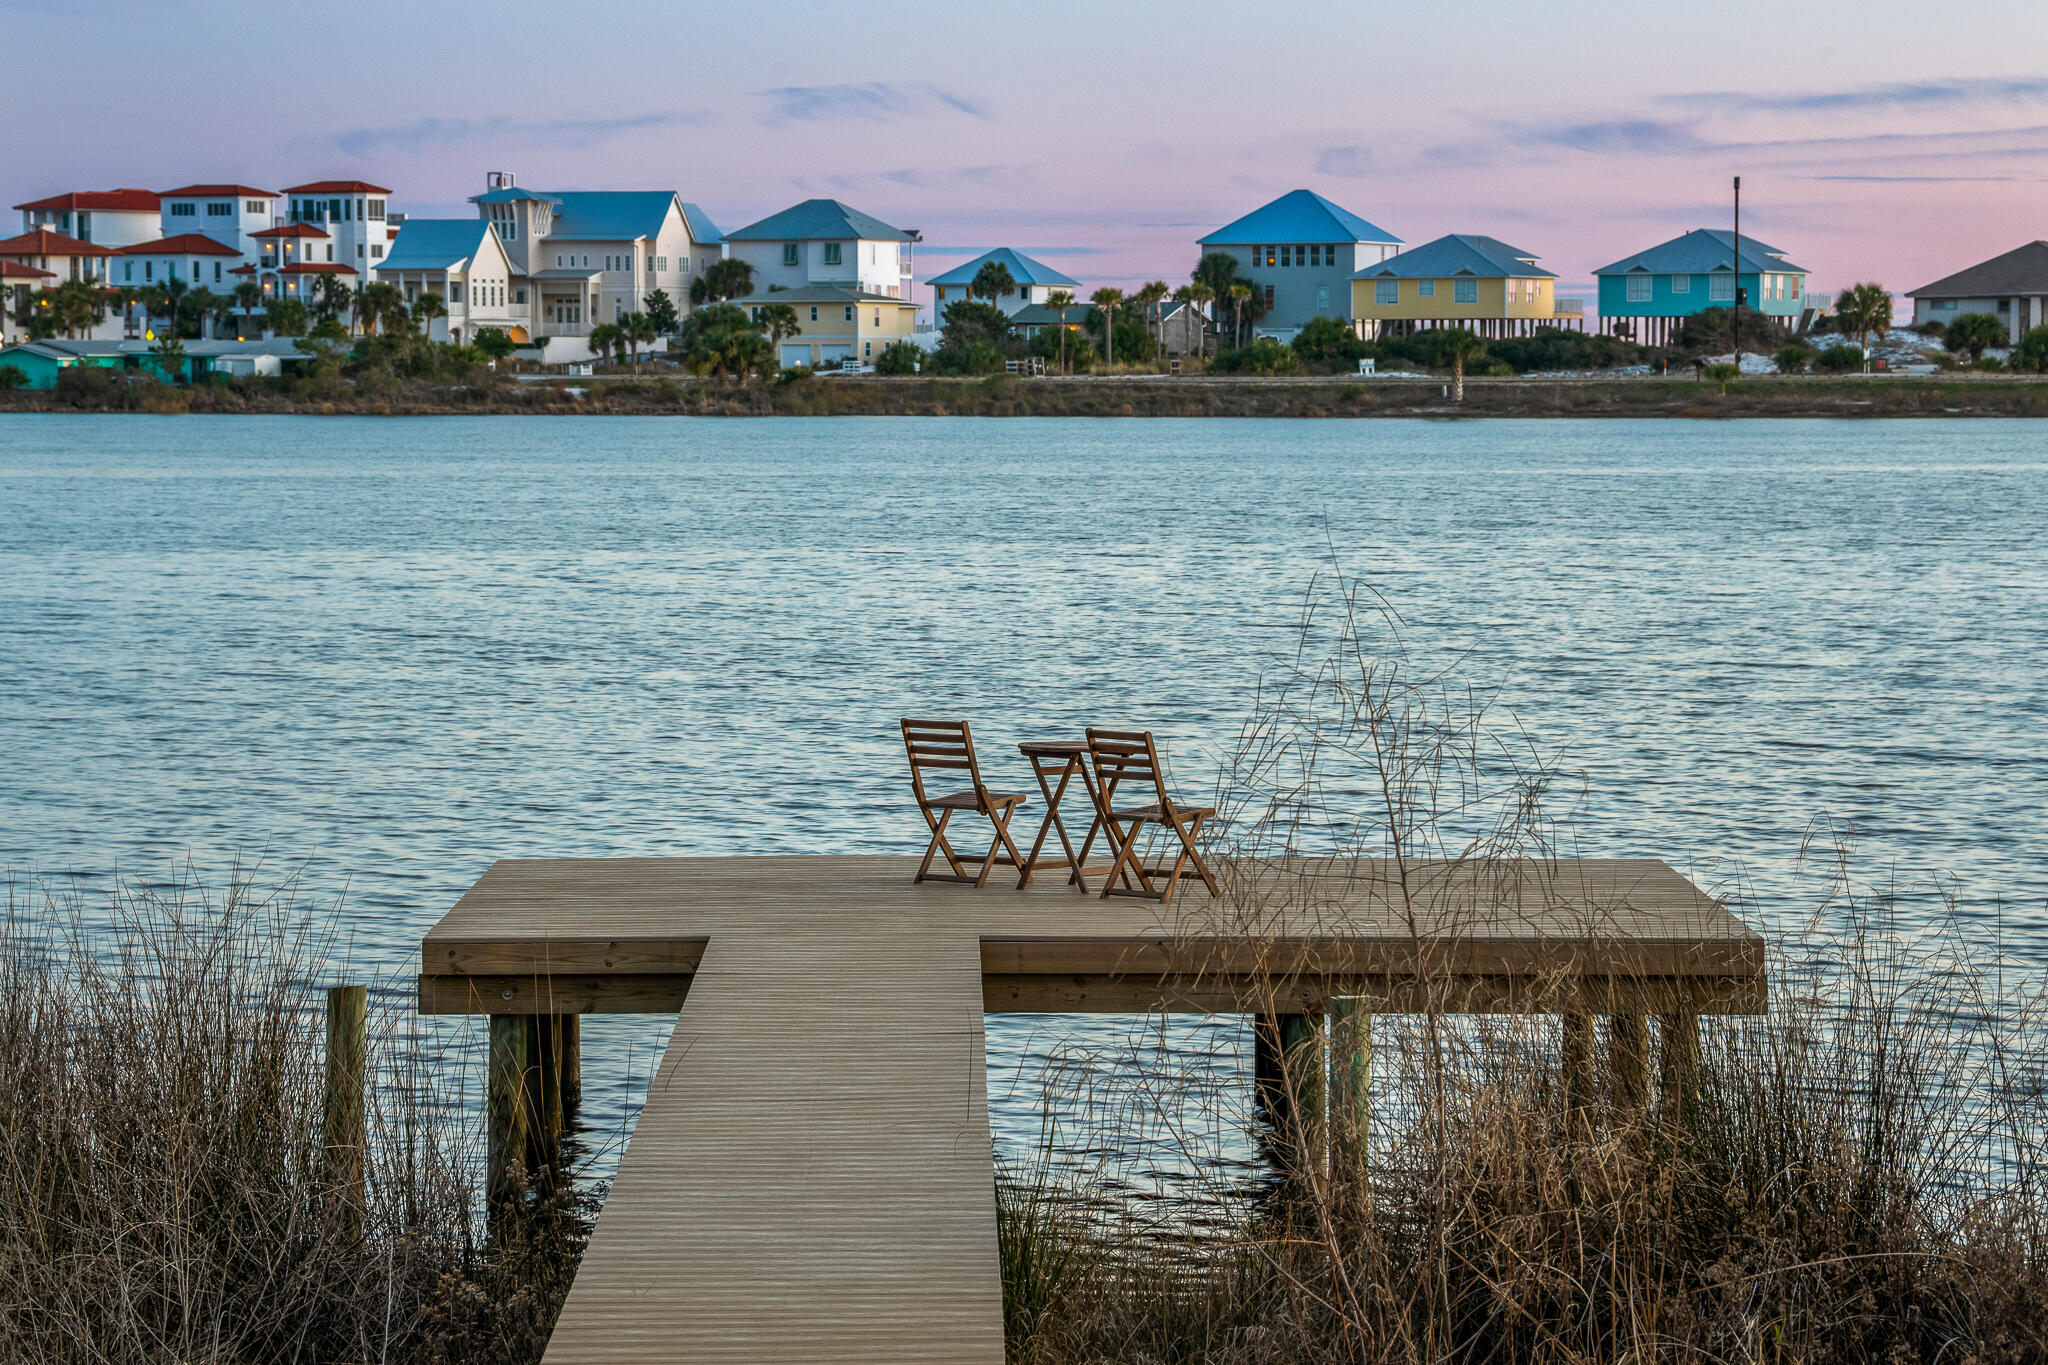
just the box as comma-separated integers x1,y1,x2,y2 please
1659,1009,1701,1130
1329,997,1371,1171
558,1012,581,1108
1562,1012,1595,1121
418,972,691,1015
1610,1013,1650,1121
321,984,367,1215
979,971,1762,1017
487,1014,536,1203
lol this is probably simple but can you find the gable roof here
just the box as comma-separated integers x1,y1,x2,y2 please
14,189,160,213
726,198,913,242
115,233,245,256
252,223,329,239
534,190,683,241
926,247,1078,289
1910,240,2048,298
377,219,498,271
1594,228,1805,277
1200,189,1400,246
679,202,723,245
0,228,114,256
159,184,277,198
284,180,392,195
0,260,55,279
1352,233,1554,279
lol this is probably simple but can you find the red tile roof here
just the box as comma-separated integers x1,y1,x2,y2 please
252,222,329,239
283,180,392,195
0,260,56,279
159,184,277,199
0,228,114,256
228,265,258,275
279,262,357,275
114,233,244,256
13,188,161,213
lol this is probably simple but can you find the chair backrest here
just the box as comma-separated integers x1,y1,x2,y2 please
1085,728,1166,810
901,718,989,809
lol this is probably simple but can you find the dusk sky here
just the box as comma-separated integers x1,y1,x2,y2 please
10,0,2047,306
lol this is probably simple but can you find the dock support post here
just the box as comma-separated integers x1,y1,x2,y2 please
488,1014,536,1205
1254,1012,1324,1177
1609,1012,1649,1129
1658,1009,1700,1131
322,984,367,1221
1328,998,1371,1182
534,1014,578,1144
1561,1011,1594,1125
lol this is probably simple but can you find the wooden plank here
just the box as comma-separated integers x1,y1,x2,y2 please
982,972,1765,1016
417,973,692,1016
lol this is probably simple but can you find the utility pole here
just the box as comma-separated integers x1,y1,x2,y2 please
1732,175,1743,373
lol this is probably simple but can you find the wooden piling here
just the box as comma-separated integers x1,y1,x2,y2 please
1609,1012,1649,1125
1659,1009,1701,1130
1561,1011,1595,1123
1254,1012,1324,1174
488,1013,536,1202
1328,997,1371,1176
322,984,367,1216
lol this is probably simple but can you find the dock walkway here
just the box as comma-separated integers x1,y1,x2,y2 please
419,854,1763,1364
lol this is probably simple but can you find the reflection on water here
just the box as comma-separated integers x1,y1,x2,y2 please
3,415,2045,1198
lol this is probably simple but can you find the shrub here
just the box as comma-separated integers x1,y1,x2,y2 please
1816,343,1865,372
1703,361,1740,393
1774,343,1814,374
2010,324,2048,373
0,364,26,390
874,340,923,375
1289,316,1368,372
1211,337,1303,375
1977,354,2009,372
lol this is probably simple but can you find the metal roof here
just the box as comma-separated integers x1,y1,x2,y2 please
1593,228,1806,277
680,203,724,245
725,198,913,242
925,247,1078,289
377,219,496,271
1199,189,1400,246
545,191,684,241
1352,234,1554,279
735,285,916,304
527,267,606,280
1910,240,2048,298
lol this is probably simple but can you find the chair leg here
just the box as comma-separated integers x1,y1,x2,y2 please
1177,812,1221,897
917,808,966,883
1096,815,1140,900
990,805,1028,880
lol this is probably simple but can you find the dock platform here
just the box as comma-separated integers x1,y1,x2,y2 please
418,854,1764,1364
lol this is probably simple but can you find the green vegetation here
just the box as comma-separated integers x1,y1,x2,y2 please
689,258,754,307
641,288,681,337
873,339,923,375
474,327,516,365
2011,325,2048,373
1775,342,1814,374
263,297,309,338
970,259,1016,312
1836,282,1894,361
1704,360,1740,394
0,364,25,389
1945,312,2004,365
1817,342,1865,373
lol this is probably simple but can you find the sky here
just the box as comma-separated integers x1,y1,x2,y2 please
7,0,2048,307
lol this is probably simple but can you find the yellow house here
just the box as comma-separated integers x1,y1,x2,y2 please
743,286,919,368
1350,234,1580,338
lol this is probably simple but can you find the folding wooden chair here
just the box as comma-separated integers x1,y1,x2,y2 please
901,719,1031,888
1086,728,1220,904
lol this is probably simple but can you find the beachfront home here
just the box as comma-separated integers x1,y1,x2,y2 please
14,189,162,248
156,185,277,258
469,172,722,342
372,219,523,345
282,180,398,273
1908,241,2048,344
927,248,1078,316
724,199,917,299
1350,234,1573,338
1592,229,1807,345
1196,189,1401,338
0,227,114,284
745,285,919,369
112,232,245,293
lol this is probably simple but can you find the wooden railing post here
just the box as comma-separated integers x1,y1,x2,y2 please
322,984,368,1222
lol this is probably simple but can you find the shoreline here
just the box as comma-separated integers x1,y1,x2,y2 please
6,373,2048,418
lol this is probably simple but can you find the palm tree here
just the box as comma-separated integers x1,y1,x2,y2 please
698,258,755,305
1439,326,1487,402
1835,282,1893,370
1182,282,1215,356
1090,287,1125,369
622,310,660,369
161,276,191,337
588,322,623,365
314,274,351,327
1134,281,1170,350
756,303,802,352
1228,283,1252,349
412,290,447,340
356,283,403,336
263,298,309,338
150,335,187,383
232,282,264,335
1945,311,2004,365
1046,289,1075,372
970,260,1017,313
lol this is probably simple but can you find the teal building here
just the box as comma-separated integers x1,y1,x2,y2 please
1593,229,1808,344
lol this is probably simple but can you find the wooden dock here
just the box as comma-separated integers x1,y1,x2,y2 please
419,854,1763,1364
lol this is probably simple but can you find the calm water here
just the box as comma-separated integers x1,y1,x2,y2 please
4,416,2046,1190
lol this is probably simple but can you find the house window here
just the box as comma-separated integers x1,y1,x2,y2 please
1263,285,1274,309
824,242,842,266
1669,274,1689,295
371,245,382,259
1375,278,1398,305
213,262,221,282
452,283,464,303
1316,284,1329,312
357,244,364,258
1626,275,1652,302
206,202,231,216
1281,245,1292,267
368,200,385,220
809,306,818,321
145,261,153,280
556,255,563,267
1418,279,1436,298
1453,278,1478,304
1709,275,1735,301
124,261,133,282
1789,277,1800,299
170,203,195,217
515,288,526,304
843,305,854,321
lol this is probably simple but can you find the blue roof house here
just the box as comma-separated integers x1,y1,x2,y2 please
1592,229,1808,343
373,219,522,345
466,171,723,350
926,248,1079,317
1197,189,1401,337
724,199,919,301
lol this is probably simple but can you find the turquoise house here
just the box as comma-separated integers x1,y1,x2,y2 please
1592,229,1808,344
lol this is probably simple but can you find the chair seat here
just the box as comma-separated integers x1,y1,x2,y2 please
927,789,1029,811
1110,803,1215,821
